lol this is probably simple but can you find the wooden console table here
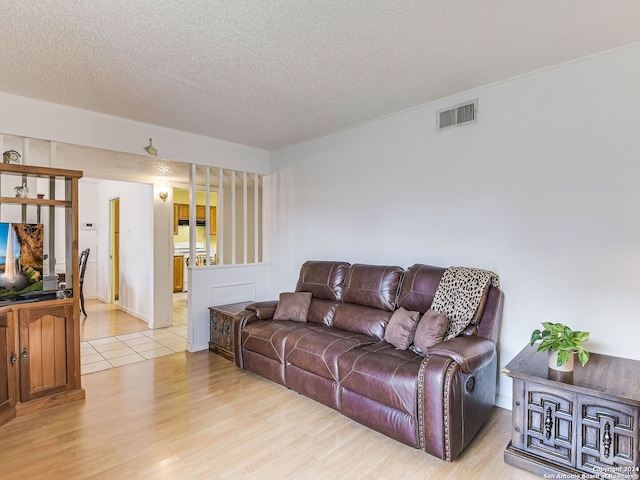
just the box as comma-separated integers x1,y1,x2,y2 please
503,345,640,479
208,302,252,361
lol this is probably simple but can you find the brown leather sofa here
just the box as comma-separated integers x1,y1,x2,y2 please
233,261,504,462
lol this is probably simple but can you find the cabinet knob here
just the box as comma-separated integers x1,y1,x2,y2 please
21,347,28,364
10,352,17,366
515,401,520,406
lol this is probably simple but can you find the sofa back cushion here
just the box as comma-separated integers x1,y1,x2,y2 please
295,261,350,301
342,264,404,311
332,303,392,340
307,298,341,325
396,264,445,313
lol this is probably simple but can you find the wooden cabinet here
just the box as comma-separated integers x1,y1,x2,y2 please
173,203,217,235
209,302,251,361
209,206,217,234
195,205,206,221
177,204,190,220
173,255,184,293
0,311,17,426
503,345,640,478
0,164,84,428
18,303,75,402
173,204,179,235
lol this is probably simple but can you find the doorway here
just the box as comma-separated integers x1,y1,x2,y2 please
110,197,120,303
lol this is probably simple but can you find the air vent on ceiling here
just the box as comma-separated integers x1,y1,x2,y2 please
437,99,478,132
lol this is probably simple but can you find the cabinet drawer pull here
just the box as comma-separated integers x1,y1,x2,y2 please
544,407,553,440
21,347,28,364
603,422,612,458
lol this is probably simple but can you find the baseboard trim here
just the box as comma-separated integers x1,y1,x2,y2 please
187,342,208,353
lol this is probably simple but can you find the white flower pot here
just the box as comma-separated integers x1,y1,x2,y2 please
548,350,574,372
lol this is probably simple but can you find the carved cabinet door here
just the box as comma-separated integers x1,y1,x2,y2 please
513,379,577,468
577,395,639,474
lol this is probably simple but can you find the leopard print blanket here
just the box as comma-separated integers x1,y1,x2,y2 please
431,267,500,341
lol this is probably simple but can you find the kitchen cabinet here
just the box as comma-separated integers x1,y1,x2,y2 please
209,206,217,234
173,203,217,235
177,204,190,220
173,204,179,235
173,255,184,292
195,205,206,221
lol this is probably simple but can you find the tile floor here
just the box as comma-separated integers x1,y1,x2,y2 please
81,294,188,375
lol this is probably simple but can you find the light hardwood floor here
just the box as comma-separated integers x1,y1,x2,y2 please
80,294,188,342
80,299,150,341
0,348,537,479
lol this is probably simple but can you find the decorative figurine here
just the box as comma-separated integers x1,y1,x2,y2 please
14,182,29,198
2,149,21,163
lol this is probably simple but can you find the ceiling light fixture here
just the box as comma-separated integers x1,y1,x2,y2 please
145,138,158,156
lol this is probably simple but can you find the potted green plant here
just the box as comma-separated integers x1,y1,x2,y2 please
530,322,590,372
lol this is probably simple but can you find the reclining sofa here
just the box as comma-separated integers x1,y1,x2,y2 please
233,261,504,461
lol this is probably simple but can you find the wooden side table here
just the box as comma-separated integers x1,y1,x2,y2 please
503,345,640,479
209,302,252,361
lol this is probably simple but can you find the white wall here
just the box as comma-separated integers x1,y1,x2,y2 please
269,44,640,408
96,180,154,323
187,264,270,351
78,179,100,298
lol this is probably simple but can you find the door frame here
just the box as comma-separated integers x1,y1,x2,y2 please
109,196,120,305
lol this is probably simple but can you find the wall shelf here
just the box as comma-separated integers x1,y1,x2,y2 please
0,197,71,207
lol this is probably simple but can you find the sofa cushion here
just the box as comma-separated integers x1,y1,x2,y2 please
396,264,445,313
342,264,404,311
273,292,312,322
413,309,448,352
332,303,392,340
307,298,341,325
241,320,309,363
384,307,421,350
284,325,377,381
338,341,423,416
295,260,350,301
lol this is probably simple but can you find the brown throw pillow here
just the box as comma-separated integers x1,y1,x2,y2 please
384,307,421,350
273,292,312,322
413,309,448,352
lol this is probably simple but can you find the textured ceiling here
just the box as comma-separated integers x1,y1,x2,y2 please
1,1,639,151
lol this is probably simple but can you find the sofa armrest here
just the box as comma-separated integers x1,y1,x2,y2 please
246,300,278,320
426,336,496,374
233,301,278,368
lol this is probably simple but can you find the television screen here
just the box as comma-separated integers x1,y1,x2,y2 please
0,223,44,298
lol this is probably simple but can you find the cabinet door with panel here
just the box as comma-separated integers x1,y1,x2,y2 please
514,380,577,468
209,206,217,234
18,304,75,402
173,204,180,234
578,395,639,475
0,311,17,424
177,204,190,220
173,255,184,292
195,205,206,221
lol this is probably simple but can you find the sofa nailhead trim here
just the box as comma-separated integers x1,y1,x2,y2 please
443,362,456,461
417,356,429,451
